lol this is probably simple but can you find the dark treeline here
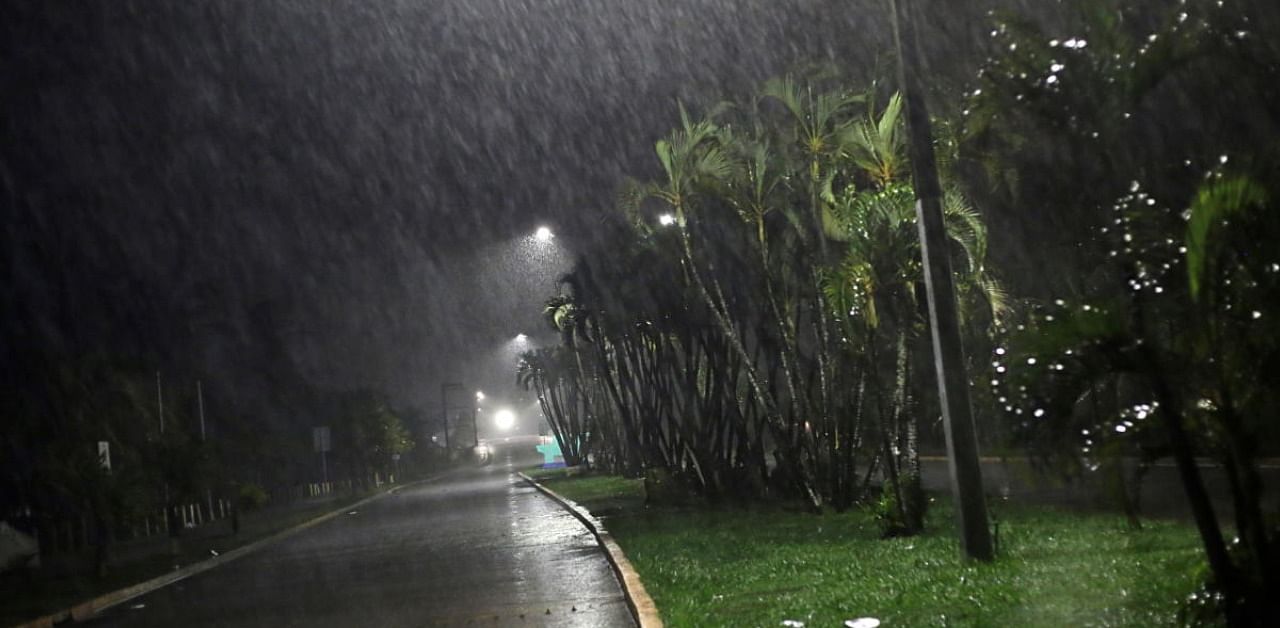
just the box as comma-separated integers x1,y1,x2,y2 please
523,1,1280,624
0,350,419,577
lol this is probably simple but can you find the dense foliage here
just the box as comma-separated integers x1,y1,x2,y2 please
968,1,1280,622
520,77,1003,541
526,1,1280,623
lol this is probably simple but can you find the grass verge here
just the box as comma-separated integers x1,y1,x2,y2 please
533,468,1205,627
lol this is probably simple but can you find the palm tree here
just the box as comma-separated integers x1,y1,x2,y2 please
517,347,584,466
760,78,867,493
649,105,825,508
760,76,864,261
822,93,1006,532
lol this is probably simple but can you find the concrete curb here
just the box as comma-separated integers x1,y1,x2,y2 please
517,472,663,628
13,472,454,628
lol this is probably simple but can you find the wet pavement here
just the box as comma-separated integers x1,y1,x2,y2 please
86,445,634,627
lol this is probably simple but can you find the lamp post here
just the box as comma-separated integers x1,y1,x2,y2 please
889,0,993,561
440,382,463,450
473,391,484,448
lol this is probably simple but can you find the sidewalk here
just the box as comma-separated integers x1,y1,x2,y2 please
1,487,385,627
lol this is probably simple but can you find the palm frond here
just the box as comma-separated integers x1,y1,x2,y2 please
845,92,907,186
942,187,988,276
1186,175,1267,301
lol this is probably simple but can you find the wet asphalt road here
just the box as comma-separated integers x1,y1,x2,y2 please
87,444,635,627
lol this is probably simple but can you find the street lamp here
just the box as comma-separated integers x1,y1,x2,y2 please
534,226,553,241
493,408,516,431
514,333,528,342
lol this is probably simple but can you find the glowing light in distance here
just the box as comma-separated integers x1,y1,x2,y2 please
535,226,553,241
658,213,675,226
475,391,485,401
494,408,516,431
515,333,528,342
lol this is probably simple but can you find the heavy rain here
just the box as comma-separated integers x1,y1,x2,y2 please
2,1,1278,626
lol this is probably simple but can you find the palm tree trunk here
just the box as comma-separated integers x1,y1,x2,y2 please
1137,343,1237,607
677,221,821,509
567,336,596,467
1212,353,1275,595
1128,288,1237,605
591,335,645,474
894,331,924,532
753,219,809,451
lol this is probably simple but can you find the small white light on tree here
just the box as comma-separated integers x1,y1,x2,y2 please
658,213,676,226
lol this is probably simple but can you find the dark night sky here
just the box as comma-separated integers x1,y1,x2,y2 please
1,0,983,417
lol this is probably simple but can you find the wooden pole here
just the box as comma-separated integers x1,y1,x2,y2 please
889,0,994,561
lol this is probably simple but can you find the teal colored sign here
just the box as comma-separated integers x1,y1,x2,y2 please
535,439,563,467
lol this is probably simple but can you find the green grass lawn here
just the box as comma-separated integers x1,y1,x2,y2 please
534,470,1206,627
521,465,575,481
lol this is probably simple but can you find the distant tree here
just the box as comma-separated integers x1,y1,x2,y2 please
332,390,413,488
2,354,161,575
517,347,586,467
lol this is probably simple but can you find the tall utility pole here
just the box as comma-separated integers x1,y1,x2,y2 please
889,0,994,561
156,371,165,434
156,371,179,554
473,391,485,449
440,382,462,450
197,380,214,519
197,380,206,441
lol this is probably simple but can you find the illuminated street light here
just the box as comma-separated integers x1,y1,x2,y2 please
658,213,676,226
493,408,516,431
534,226,553,241
515,333,528,342
475,391,485,401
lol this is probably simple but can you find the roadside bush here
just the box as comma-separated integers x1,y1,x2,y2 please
235,482,268,513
